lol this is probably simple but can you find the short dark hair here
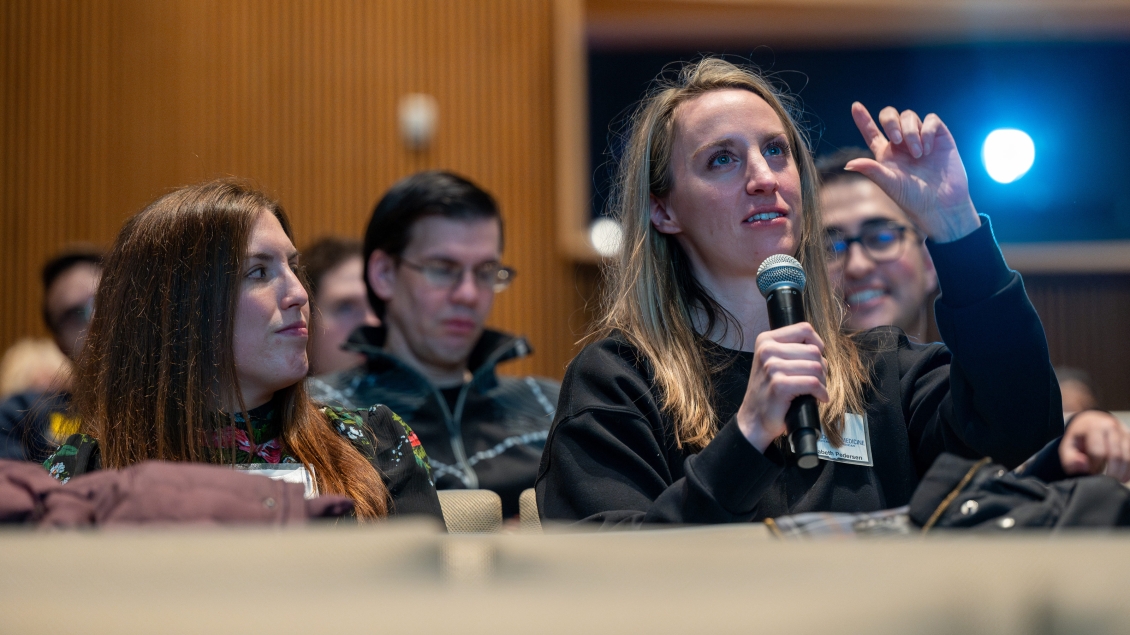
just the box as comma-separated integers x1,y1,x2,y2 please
363,170,502,318
41,246,103,331
816,147,873,188
302,236,363,299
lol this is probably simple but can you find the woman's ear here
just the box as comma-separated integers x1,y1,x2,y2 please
367,250,397,300
650,194,682,235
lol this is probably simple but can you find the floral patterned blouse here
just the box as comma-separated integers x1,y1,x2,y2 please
43,401,443,519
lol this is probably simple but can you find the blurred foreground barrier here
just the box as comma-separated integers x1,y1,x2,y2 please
2,521,1129,634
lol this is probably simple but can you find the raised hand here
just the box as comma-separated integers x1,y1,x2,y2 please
736,322,829,453
844,102,981,243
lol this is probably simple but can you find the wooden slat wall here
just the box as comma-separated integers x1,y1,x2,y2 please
1025,274,1130,410
1,0,584,380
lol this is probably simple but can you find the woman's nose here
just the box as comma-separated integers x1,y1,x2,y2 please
283,270,309,309
745,154,779,196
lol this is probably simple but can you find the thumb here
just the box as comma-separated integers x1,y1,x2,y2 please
1059,437,1093,475
844,158,900,195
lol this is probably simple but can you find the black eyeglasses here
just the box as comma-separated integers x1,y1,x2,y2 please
825,220,913,264
399,259,516,292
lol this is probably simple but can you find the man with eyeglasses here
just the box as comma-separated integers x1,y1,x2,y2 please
309,170,558,518
818,148,939,343
1,247,101,461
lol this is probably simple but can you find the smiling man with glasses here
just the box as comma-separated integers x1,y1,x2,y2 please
308,170,558,518
818,148,939,343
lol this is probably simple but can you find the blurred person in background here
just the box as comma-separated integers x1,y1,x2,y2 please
818,148,939,343
0,338,68,399
42,248,102,361
1055,367,1098,415
302,236,380,377
0,247,101,461
309,171,558,518
41,179,441,520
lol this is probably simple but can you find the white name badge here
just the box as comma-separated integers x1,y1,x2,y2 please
233,464,319,499
817,413,873,466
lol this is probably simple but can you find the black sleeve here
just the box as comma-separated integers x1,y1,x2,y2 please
366,405,445,522
0,393,34,461
0,391,65,462
535,340,782,527
902,215,1063,471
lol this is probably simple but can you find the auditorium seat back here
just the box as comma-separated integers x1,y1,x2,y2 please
436,489,502,533
519,488,541,534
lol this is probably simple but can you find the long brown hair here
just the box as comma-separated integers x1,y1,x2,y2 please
598,57,869,450
73,179,388,518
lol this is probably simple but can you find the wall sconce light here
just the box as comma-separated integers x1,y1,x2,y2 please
399,93,438,151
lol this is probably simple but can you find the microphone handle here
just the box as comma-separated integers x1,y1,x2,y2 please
765,286,821,469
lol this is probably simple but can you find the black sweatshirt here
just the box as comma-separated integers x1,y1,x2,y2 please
535,216,1064,526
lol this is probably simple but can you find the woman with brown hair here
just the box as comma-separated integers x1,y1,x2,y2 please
43,180,441,520
534,57,1088,526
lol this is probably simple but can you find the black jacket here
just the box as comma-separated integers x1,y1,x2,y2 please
908,450,1130,531
0,390,71,463
536,216,1063,526
309,327,558,517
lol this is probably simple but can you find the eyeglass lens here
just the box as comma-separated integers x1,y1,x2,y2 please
407,260,515,291
826,221,907,263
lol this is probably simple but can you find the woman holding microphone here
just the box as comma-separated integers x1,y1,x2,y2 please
536,57,1124,526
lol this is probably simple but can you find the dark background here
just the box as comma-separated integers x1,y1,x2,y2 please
589,42,1130,244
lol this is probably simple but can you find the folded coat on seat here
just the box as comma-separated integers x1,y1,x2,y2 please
0,458,354,527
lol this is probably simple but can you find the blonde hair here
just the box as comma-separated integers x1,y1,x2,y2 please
597,57,868,450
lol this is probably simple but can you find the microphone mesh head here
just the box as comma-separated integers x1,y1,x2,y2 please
756,254,806,297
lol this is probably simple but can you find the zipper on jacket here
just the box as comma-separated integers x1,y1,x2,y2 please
351,333,529,491
438,339,525,490
431,382,479,489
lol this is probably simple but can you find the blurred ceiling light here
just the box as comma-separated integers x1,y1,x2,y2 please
589,217,622,258
982,129,1035,184
399,93,438,151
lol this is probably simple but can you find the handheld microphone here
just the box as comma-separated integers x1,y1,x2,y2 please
756,254,821,469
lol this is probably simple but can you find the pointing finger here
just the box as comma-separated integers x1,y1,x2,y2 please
850,102,888,156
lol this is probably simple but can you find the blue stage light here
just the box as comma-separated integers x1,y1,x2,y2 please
982,129,1035,184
